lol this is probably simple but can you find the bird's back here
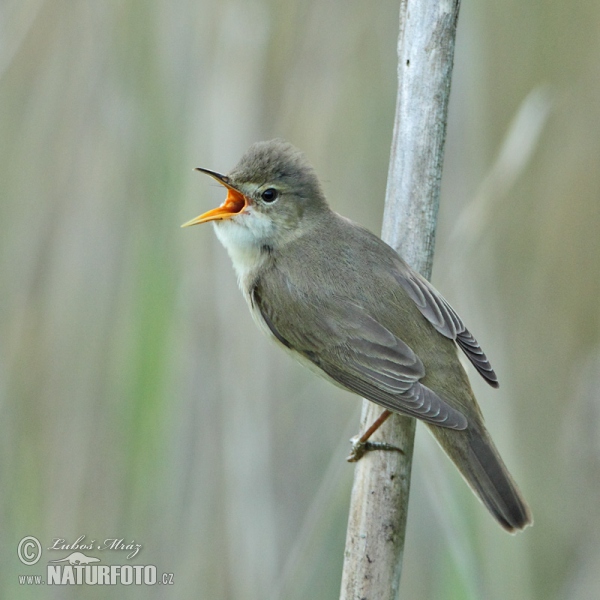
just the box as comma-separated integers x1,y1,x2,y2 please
269,211,481,421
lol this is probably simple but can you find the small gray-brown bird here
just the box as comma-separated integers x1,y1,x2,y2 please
183,139,532,532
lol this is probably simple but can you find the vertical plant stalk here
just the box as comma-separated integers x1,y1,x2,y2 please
339,0,461,598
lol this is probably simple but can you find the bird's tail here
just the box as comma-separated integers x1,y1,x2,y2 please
429,423,533,533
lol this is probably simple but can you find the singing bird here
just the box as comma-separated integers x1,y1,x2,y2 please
182,139,532,532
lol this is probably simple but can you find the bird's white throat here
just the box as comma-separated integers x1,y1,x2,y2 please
213,212,274,283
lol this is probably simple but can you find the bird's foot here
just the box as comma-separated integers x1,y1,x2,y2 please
346,437,405,462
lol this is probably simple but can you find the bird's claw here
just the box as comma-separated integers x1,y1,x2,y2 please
346,436,405,462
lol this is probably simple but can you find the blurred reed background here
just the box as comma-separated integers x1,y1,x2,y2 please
1,0,599,598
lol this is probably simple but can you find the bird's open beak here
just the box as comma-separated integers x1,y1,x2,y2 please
181,168,249,227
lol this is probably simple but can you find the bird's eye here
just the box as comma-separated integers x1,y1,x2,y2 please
261,188,278,203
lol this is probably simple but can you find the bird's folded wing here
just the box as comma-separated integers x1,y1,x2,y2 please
393,266,499,388
253,289,467,430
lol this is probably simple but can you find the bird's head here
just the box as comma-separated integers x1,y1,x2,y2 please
182,140,329,250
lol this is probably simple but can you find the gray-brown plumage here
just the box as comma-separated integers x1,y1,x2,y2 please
183,139,532,532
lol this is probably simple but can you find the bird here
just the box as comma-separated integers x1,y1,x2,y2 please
182,139,532,532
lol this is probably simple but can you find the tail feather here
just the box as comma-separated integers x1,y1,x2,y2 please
429,423,533,532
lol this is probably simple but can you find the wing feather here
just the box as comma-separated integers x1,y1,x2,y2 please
394,269,499,388
252,286,468,430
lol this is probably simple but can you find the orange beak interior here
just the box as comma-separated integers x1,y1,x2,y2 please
181,170,248,228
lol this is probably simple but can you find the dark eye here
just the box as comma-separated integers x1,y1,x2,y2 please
261,188,278,203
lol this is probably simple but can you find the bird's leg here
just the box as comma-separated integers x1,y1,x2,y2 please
347,409,404,462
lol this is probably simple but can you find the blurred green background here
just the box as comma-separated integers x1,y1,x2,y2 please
1,0,599,598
